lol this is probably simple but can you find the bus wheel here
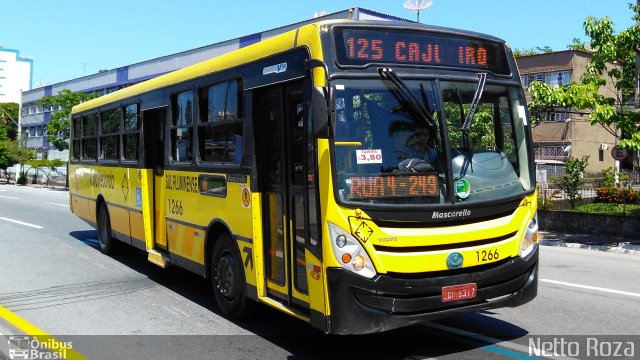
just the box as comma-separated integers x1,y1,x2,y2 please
211,233,247,319
97,202,116,255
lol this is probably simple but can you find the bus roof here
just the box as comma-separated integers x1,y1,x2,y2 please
72,19,508,114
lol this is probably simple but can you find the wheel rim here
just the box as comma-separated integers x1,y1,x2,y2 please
215,251,239,301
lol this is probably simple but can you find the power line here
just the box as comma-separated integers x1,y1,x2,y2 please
0,106,19,127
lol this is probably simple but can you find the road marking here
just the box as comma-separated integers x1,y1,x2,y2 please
0,217,43,229
0,304,89,359
46,202,69,207
0,195,19,200
541,279,640,299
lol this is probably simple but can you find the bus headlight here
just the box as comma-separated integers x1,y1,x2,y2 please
328,222,377,279
519,213,539,258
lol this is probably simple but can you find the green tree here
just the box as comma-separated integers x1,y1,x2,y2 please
513,46,554,58
562,156,590,208
0,125,11,177
0,102,19,140
528,3,640,150
3,140,36,184
37,89,98,151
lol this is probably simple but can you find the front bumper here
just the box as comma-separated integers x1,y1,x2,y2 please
326,246,538,334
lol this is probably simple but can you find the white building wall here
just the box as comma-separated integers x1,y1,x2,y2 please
0,48,33,103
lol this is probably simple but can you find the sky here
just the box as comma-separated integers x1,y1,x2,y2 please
1,0,636,88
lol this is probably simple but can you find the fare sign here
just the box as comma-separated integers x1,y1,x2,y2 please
335,28,510,74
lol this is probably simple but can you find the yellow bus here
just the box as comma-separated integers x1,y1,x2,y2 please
69,19,539,334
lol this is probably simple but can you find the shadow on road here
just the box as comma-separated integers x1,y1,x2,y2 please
67,230,530,359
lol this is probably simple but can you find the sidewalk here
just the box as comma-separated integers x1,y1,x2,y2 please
540,231,640,255
0,178,67,191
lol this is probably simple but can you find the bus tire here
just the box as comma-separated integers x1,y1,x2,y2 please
211,232,247,319
97,202,117,255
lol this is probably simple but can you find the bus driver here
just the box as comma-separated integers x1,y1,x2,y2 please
399,128,438,172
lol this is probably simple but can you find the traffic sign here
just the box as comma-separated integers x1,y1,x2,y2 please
611,145,629,161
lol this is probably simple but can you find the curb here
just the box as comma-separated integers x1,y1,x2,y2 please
540,239,640,255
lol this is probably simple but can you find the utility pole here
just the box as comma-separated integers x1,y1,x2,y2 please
636,0,640,109
634,0,640,176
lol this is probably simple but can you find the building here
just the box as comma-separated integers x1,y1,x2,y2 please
19,8,410,164
0,48,33,104
516,50,620,175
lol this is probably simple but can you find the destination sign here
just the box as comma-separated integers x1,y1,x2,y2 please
349,173,438,199
335,28,510,74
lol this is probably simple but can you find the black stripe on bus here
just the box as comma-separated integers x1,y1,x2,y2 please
373,232,517,253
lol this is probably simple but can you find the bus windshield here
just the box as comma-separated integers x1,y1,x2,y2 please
332,77,533,206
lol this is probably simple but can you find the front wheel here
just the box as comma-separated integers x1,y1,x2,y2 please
211,233,247,319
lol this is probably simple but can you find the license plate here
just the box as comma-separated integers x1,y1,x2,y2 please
441,283,477,302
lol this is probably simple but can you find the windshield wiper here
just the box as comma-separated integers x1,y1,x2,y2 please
458,72,487,177
460,72,487,135
378,67,437,131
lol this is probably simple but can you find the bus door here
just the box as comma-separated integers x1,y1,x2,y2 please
142,107,168,250
256,82,310,310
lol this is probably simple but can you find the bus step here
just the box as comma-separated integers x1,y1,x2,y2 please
147,250,168,268
258,297,310,323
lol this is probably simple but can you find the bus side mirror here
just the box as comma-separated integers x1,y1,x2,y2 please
311,86,329,138
305,59,330,138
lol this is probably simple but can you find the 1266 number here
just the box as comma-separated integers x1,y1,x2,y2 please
476,249,499,263
168,199,184,215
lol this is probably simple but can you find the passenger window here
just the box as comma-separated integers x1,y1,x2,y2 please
170,91,194,163
82,114,98,160
123,104,140,161
100,108,122,161
197,80,243,164
71,116,81,160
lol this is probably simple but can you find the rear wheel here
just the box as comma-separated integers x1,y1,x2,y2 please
97,202,117,254
211,233,247,319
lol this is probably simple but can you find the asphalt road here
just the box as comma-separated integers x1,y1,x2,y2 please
0,184,638,359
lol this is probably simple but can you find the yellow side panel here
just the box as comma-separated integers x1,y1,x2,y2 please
167,220,205,264
69,164,148,245
129,211,145,243
88,201,97,225
70,194,92,223
109,205,131,240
